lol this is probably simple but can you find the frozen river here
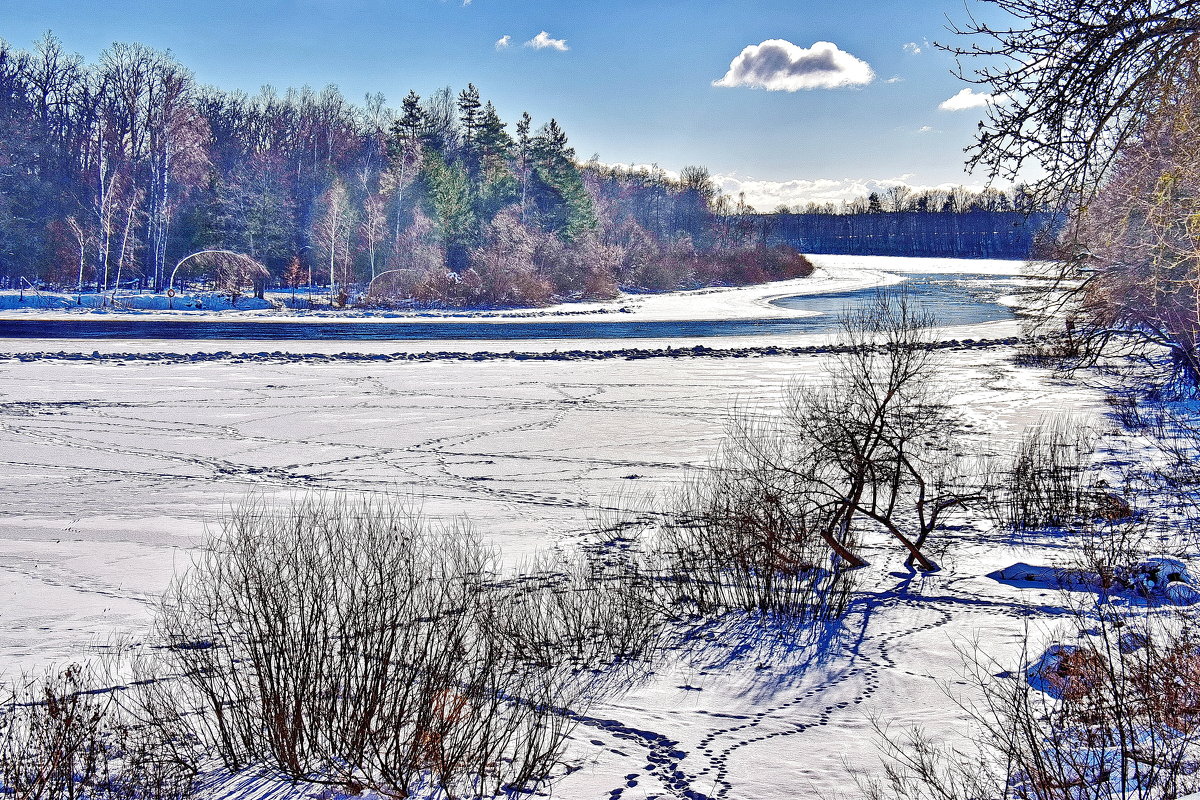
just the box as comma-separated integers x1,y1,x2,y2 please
0,273,1015,340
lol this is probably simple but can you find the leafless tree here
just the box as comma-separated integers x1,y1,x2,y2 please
946,0,1200,203
659,290,978,610
313,178,355,305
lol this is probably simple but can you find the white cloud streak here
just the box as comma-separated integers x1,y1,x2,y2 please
938,87,1006,111
715,174,1005,211
525,31,568,51
495,35,511,50
713,39,874,91
588,162,1003,211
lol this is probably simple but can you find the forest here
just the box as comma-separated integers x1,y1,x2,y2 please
761,210,1053,259
0,34,820,307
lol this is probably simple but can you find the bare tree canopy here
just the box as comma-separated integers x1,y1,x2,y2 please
947,0,1200,200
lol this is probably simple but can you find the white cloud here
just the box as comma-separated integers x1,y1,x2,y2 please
713,39,874,91
495,35,511,50
918,125,934,133
939,87,1006,111
586,161,1009,211
525,31,568,51
903,41,922,55
885,75,904,84
712,173,1006,210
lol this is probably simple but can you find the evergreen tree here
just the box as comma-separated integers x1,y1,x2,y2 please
473,102,518,221
456,83,482,153
528,119,596,242
422,152,476,271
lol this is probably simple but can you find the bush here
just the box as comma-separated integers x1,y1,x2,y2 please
152,494,611,797
0,664,194,800
652,422,858,616
867,613,1200,800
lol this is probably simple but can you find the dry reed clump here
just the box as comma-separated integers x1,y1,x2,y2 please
994,416,1104,531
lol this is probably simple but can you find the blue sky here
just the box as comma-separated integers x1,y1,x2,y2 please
1,0,1010,208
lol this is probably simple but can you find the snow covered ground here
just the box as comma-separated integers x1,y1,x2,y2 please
0,256,1130,799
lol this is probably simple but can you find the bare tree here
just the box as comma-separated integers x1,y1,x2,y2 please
946,0,1200,202
359,190,387,281
312,178,355,305
666,291,978,586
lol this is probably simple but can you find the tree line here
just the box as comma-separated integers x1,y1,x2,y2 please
759,210,1056,259
771,184,1045,216
0,34,812,306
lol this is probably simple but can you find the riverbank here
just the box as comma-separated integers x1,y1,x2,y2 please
0,254,1025,324
0,253,1116,800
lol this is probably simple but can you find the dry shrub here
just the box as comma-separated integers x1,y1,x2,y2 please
0,664,194,800
867,615,1200,800
652,426,857,616
151,493,615,798
496,548,666,693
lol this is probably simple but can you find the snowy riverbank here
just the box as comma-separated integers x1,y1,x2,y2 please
0,254,1025,325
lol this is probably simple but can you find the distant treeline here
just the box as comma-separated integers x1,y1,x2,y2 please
0,34,817,305
758,211,1057,259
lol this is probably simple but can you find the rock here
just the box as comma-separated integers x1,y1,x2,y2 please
1165,581,1200,606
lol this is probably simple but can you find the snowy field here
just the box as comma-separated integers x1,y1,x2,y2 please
0,256,1124,799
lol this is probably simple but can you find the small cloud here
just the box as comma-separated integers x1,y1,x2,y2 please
918,125,934,133
939,87,1007,111
495,35,511,50
885,75,904,84
713,39,874,91
903,41,922,55
525,31,568,51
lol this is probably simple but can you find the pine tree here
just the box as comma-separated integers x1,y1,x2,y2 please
515,112,533,221
457,83,482,151
422,152,477,271
528,119,596,242
474,102,518,221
